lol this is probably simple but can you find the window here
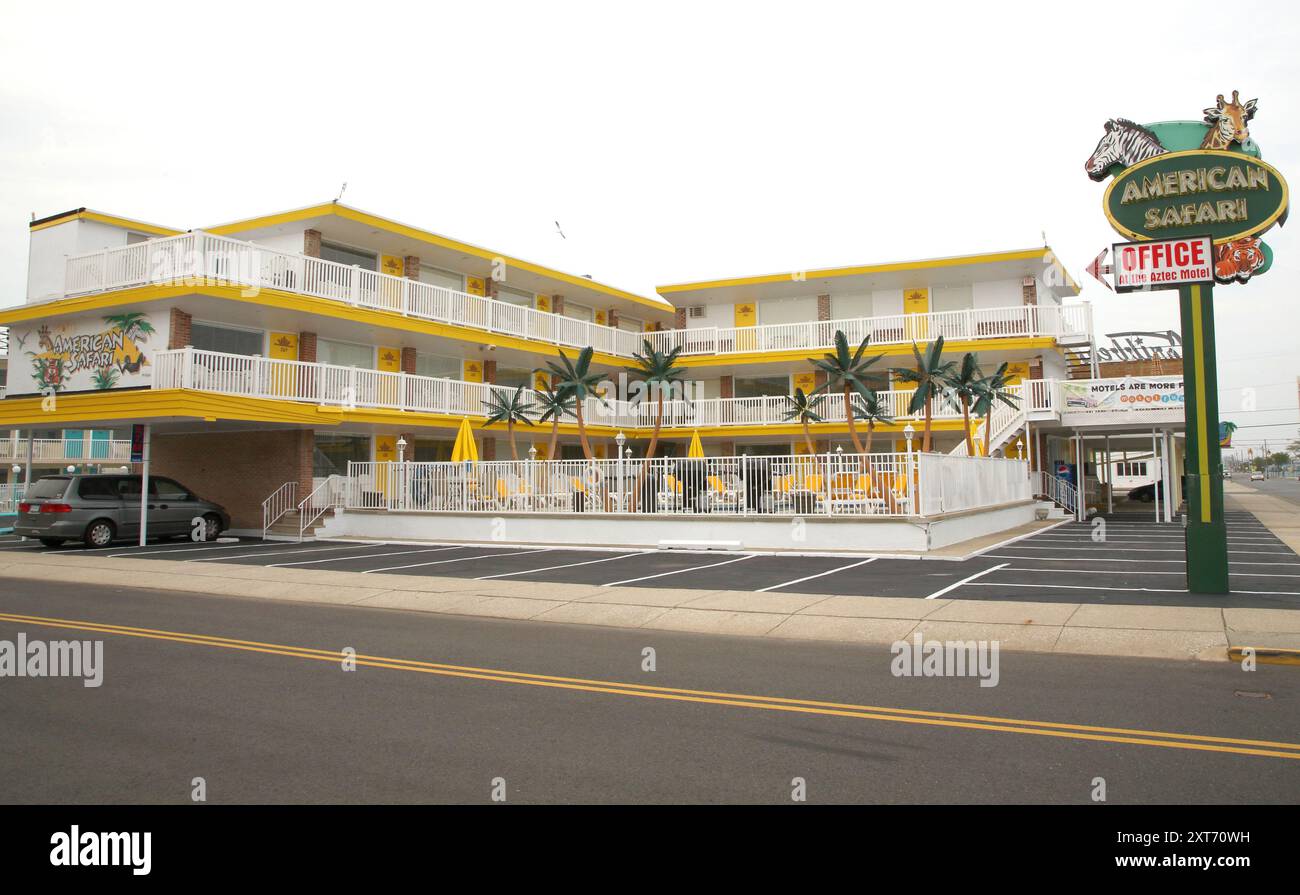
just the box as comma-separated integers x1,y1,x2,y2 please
317,339,373,369
734,376,791,399
563,302,593,322
419,265,464,292
496,285,534,308
618,316,643,333
320,242,377,271
27,477,70,499
687,306,706,319
153,478,191,501
414,353,462,379
314,434,371,477
126,232,151,245
191,322,264,357
413,439,455,462
494,367,533,389
78,478,120,501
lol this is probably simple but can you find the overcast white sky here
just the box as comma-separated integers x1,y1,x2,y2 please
1,0,1296,454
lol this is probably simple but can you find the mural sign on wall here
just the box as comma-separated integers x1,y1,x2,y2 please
1059,377,1185,426
10,311,159,395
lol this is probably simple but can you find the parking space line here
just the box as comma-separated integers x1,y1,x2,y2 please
187,543,383,563
108,541,288,558
361,548,551,574
473,551,650,580
756,558,877,592
967,582,1188,593
1002,567,1184,575
268,545,467,568
602,553,757,587
924,563,1008,600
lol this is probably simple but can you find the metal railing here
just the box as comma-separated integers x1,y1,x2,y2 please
154,346,1058,431
0,437,133,463
341,451,1030,519
59,231,1090,360
261,481,298,537
1033,470,1078,515
297,475,346,541
0,483,25,514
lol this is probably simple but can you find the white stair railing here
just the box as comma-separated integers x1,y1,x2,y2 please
297,475,344,541
1034,471,1078,515
262,481,298,538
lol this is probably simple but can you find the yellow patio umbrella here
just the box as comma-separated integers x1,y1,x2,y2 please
451,417,479,463
687,430,705,458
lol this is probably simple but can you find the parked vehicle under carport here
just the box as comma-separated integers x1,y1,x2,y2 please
14,474,231,548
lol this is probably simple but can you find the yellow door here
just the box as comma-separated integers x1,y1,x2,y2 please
903,288,929,341
734,302,757,351
375,435,398,498
377,346,401,406
463,360,484,383
268,332,298,396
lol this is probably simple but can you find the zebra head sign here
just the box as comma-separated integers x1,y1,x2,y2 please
1084,91,1289,285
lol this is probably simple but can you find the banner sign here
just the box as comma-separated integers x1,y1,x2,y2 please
1059,377,1185,426
1112,235,1214,292
8,311,160,396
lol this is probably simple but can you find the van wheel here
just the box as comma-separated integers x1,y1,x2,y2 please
84,520,116,548
201,513,223,542
39,538,65,548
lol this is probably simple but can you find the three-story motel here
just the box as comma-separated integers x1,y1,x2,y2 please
0,202,1185,537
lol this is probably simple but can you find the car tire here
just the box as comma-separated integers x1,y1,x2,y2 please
83,519,116,548
38,538,65,548
201,513,223,542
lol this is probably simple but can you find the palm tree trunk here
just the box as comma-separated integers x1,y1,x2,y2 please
507,420,518,461
801,421,816,456
961,396,974,456
547,419,560,461
843,384,866,453
574,398,594,460
922,391,934,453
631,391,666,513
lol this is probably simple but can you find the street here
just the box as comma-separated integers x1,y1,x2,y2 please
1233,475,1300,508
1,579,1296,804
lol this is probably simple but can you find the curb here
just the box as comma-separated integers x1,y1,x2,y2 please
1227,646,1300,667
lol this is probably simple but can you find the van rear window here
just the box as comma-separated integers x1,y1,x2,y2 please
26,477,70,499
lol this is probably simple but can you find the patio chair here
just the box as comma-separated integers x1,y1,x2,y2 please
656,473,685,512
701,473,744,513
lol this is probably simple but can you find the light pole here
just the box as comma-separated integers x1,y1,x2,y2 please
396,437,407,511
903,423,916,512
615,432,626,512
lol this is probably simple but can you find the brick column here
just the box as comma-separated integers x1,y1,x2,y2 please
304,229,322,258
299,332,318,363
552,295,564,315
401,347,417,374
719,376,734,399
296,430,315,507
482,360,497,383
608,308,619,329
168,308,192,349
482,438,496,461
404,256,420,279
817,294,832,321
1029,358,1044,380
673,308,686,329
1022,277,1038,305
718,440,734,456
486,279,500,300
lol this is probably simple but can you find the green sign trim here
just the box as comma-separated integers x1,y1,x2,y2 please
1103,149,1289,244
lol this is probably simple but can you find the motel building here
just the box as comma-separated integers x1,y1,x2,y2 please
0,203,1190,551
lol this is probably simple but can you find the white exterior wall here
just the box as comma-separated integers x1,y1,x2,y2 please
972,279,1021,309
249,231,308,254
28,219,154,302
871,289,904,316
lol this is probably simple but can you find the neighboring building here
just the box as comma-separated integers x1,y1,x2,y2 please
2,202,1161,532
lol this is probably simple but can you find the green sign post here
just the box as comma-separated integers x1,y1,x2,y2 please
1084,91,1289,594
1177,282,1229,592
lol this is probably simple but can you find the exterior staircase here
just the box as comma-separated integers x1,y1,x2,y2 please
261,476,346,541
264,509,330,541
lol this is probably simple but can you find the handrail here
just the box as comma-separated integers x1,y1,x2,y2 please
60,231,1091,360
297,475,343,542
261,481,297,538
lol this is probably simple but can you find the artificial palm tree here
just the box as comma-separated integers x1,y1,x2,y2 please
852,388,894,455
972,362,1021,456
892,336,955,453
781,388,826,456
538,347,606,460
481,385,535,461
942,352,984,456
625,341,688,462
532,383,577,462
809,331,884,454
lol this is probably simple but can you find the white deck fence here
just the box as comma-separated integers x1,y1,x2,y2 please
340,451,1030,519
61,230,1090,360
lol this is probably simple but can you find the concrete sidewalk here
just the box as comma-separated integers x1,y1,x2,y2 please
3,547,1298,662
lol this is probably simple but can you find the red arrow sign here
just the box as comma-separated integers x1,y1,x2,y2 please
1086,248,1113,291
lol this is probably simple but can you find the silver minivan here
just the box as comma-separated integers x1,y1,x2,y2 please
15,474,231,548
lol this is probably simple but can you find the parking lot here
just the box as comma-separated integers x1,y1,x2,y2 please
3,510,1298,608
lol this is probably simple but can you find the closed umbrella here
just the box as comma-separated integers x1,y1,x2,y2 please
687,430,705,458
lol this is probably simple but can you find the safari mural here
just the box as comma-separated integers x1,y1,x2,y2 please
10,310,159,395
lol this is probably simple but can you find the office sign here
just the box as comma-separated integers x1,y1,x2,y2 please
1112,235,1213,292
1059,377,1185,426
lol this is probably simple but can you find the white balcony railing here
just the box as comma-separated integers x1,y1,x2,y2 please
0,436,132,463
58,231,1091,360
153,346,1053,431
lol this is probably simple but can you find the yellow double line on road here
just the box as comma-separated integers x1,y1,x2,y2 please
3,610,1299,761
